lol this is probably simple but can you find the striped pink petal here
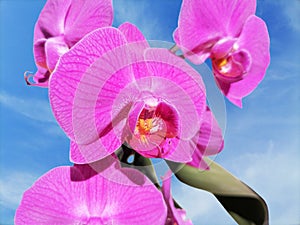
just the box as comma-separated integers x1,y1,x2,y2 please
15,157,167,225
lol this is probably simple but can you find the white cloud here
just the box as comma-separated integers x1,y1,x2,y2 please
265,57,300,82
226,139,300,224
171,137,300,225
0,171,38,209
0,91,56,123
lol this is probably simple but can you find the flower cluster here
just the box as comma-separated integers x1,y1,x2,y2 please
16,0,270,224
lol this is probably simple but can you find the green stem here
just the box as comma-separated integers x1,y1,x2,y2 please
169,44,179,53
118,144,159,186
166,158,269,225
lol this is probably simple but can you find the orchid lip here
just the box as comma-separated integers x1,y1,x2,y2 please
133,99,178,141
126,97,180,158
211,39,252,83
212,56,245,82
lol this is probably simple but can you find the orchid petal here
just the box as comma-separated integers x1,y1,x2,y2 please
144,48,206,137
64,0,113,47
118,23,150,85
69,38,149,163
34,0,70,42
32,0,71,87
33,39,47,68
70,140,118,164
187,107,224,169
15,158,167,225
15,166,86,224
165,139,194,163
118,22,149,47
162,171,193,225
49,27,127,141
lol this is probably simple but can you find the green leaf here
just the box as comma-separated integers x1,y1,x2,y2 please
132,153,160,186
166,158,269,225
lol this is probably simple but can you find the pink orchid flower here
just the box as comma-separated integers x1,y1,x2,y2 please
26,0,113,87
187,106,224,169
15,156,167,225
174,0,270,107
162,171,193,225
49,23,223,165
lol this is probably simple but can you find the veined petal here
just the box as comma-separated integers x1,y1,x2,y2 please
70,140,118,164
118,23,150,84
49,27,127,141
59,28,147,163
145,48,206,138
165,139,194,163
15,166,86,224
34,0,71,42
15,158,167,225
71,45,144,158
162,171,193,225
52,27,209,163
196,107,224,156
83,160,167,225
227,0,257,36
217,15,270,107
64,0,113,47
187,107,224,169
118,22,149,47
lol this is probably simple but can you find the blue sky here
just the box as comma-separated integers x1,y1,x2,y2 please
0,0,299,224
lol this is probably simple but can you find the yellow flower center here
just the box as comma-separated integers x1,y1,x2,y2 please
135,116,165,143
215,57,231,75
136,118,153,135
218,58,228,68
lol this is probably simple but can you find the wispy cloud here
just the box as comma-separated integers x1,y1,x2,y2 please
282,0,300,32
265,57,300,82
172,137,300,225
260,0,300,33
0,91,66,139
225,139,300,224
0,171,38,210
0,91,55,123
